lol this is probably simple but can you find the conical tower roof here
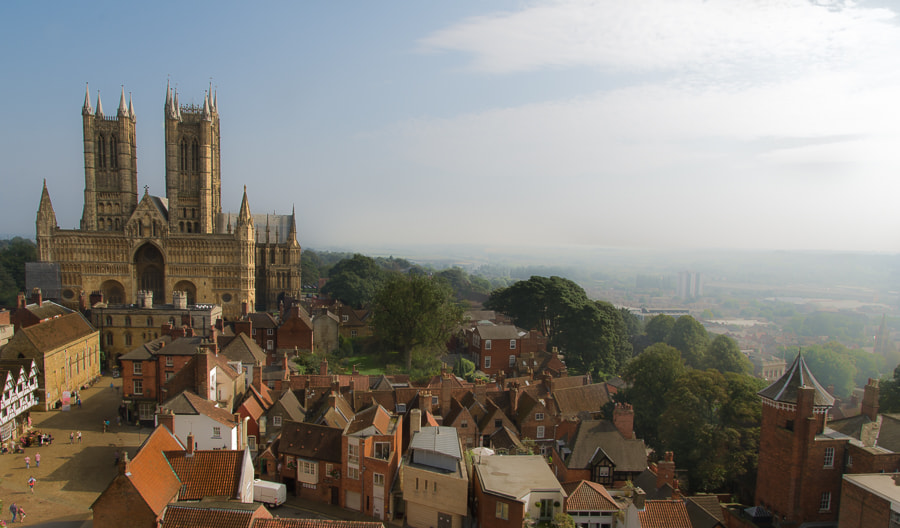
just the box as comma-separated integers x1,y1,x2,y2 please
118,86,128,117
237,186,252,226
83,83,93,115
758,352,835,408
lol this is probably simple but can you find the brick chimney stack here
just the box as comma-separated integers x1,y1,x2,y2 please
157,408,175,432
613,403,635,440
17,292,26,309
862,378,880,421
30,288,42,306
319,358,328,376
186,433,195,455
656,451,677,491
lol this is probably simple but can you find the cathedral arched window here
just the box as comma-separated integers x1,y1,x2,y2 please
125,316,131,327
98,203,104,213
194,222,199,233
110,136,118,169
180,138,189,171
147,317,153,327
115,218,120,230
125,333,132,346
138,221,143,237
98,218,105,230
191,139,200,172
97,135,106,169
179,221,185,233
187,222,192,233
106,316,113,326
107,218,113,230
106,333,113,346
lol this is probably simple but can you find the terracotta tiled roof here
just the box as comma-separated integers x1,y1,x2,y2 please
563,480,620,512
120,426,184,515
18,312,95,352
161,501,267,528
241,393,266,421
166,450,245,500
252,520,384,528
209,351,241,380
638,500,692,528
345,404,392,436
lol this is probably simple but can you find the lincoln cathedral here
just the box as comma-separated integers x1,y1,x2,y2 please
35,83,301,319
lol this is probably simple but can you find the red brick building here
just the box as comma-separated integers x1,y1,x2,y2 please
277,304,314,353
838,473,900,528
341,404,402,521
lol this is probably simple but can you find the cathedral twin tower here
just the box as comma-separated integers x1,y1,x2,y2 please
36,83,301,319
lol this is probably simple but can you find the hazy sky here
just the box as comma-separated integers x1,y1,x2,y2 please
3,1,900,252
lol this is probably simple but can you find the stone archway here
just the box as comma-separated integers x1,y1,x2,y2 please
100,279,126,305
134,243,165,302
173,280,197,305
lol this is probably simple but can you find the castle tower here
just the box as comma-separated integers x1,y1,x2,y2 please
164,81,221,235
755,352,843,526
235,186,256,310
81,84,139,231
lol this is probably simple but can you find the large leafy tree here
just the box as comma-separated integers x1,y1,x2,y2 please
371,273,464,371
621,343,686,449
704,335,752,375
301,249,322,289
669,315,710,368
0,237,36,308
658,369,762,492
321,254,386,307
801,345,856,398
485,276,630,377
880,363,900,413
644,314,676,344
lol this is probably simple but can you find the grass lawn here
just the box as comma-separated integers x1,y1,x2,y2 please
340,351,402,375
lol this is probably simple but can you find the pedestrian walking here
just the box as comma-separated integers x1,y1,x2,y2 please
34,453,40,468
77,431,82,443
69,431,74,443
15,506,24,522
23,456,29,469
8,502,16,523
27,476,35,494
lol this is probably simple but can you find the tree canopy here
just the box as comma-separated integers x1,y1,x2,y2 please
371,273,464,370
621,343,686,449
0,238,36,308
321,254,386,307
485,276,632,377
668,315,710,368
704,335,752,375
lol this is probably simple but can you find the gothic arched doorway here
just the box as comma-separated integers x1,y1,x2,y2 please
100,279,126,305
134,243,165,302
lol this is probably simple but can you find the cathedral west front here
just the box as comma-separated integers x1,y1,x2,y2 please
35,83,301,319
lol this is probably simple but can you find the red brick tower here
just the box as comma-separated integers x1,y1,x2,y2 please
755,352,845,526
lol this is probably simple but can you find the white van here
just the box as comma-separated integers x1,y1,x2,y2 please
253,479,287,508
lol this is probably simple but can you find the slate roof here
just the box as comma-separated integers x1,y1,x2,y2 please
279,421,343,462
23,299,72,321
566,420,647,473
685,496,726,528
563,480,620,512
275,389,307,423
489,426,526,453
162,390,238,427
221,333,267,365
633,468,675,500
166,450,246,500
247,312,279,329
13,312,95,353
160,501,263,528
409,426,461,460
757,352,835,408
638,500,692,528
310,392,355,429
475,325,521,340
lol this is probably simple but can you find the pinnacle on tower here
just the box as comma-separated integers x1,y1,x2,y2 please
95,91,104,118
289,204,297,236
237,185,252,225
128,92,135,120
202,91,211,121
118,86,128,117
82,83,93,115
37,179,58,228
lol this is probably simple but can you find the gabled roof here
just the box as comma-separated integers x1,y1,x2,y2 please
162,390,238,427
475,325,521,340
757,352,835,408
160,500,264,528
23,300,73,321
91,425,185,516
639,500,692,528
685,496,726,528
310,392,355,429
553,383,610,420
563,480,620,512
220,333,267,365
633,468,675,500
274,389,307,423
409,426,462,460
345,404,393,437
166,450,246,500
246,312,278,329
13,312,95,353
489,426,526,453
279,421,343,462
566,420,647,473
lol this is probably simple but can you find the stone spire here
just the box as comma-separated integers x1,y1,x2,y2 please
117,86,128,117
288,204,297,238
165,79,175,119
128,92,135,120
202,90,211,121
213,88,218,113
237,186,252,226
174,89,181,120
95,91,104,118
82,83,93,116
36,179,58,230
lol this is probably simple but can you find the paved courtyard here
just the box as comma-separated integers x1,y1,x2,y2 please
0,375,144,527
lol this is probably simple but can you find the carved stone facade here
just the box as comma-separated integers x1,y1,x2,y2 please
36,84,301,319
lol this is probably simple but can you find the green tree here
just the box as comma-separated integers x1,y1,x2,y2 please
0,237,36,308
453,357,476,381
301,249,322,289
371,273,464,371
558,301,633,378
704,335,752,375
880,364,900,413
321,254,386,307
619,308,642,338
668,316,709,368
621,343,685,450
485,276,590,339
658,369,762,492
644,314,675,344
801,345,855,398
